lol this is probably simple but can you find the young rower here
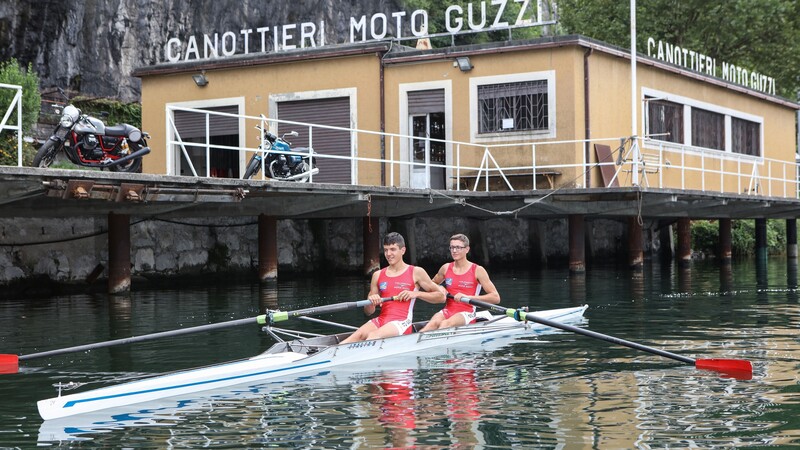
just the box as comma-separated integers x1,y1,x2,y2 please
341,232,445,344
419,234,500,332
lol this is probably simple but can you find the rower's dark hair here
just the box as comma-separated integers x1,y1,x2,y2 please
384,232,406,248
450,233,469,247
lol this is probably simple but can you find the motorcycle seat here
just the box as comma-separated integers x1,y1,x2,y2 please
105,124,142,141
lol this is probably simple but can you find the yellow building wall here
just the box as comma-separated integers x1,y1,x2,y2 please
383,46,588,189
588,51,797,195
140,54,383,184
140,42,797,196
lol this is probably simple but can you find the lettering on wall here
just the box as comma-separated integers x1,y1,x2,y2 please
646,37,776,95
165,1,547,62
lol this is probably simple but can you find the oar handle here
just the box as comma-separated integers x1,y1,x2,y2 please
265,297,394,324
459,297,695,365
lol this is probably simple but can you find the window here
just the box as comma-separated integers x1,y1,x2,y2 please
731,117,760,156
647,99,683,143
691,108,725,150
478,80,548,134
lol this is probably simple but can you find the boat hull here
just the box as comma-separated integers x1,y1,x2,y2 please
38,305,587,420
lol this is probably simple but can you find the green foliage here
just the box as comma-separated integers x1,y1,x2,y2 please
556,0,800,98
71,96,142,129
0,58,41,166
0,58,41,131
400,0,546,47
690,219,787,257
0,134,37,166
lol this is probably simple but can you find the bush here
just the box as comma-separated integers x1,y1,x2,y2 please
0,58,41,166
690,219,787,257
71,96,141,129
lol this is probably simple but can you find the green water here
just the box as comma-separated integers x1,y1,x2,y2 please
0,259,798,448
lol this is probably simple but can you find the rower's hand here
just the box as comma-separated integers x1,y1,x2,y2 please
452,293,466,302
394,290,417,301
368,294,383,306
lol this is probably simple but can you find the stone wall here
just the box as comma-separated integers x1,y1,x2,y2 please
0,215,631,295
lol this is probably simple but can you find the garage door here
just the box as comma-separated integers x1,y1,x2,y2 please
277,97,351,184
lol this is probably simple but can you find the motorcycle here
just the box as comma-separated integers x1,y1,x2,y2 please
33,103,150,172
243,118,317,181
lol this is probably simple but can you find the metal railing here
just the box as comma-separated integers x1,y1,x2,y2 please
0,83,23,167
163,105,798,199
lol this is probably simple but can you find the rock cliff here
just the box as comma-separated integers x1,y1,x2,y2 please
0,0,400,102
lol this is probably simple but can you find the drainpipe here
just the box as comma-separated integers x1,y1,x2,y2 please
379,51,386,186
584,47,593,188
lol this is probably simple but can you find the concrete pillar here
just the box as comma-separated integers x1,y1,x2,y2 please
528,220,547,268
755,218,768,262
787,219,797,259
258,214,278,281
677,217,692,267
469,220,490,268
107,212,131,294
627,217,643,269
719,218,732,264
568,214,585,273
363,217,380,275
658,219,674,262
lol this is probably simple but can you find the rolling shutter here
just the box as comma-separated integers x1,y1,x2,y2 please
173,105,239,139
408,89,445,115
277,97,351,184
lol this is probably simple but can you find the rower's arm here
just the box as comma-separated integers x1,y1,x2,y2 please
414,267,446,304
473,266,501,304
364,271,381,315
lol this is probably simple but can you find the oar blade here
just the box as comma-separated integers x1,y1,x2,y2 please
695,358,753,380
0,354,19,374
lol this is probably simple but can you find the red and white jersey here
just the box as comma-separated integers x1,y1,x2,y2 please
376,265,417,323
442,262,481,315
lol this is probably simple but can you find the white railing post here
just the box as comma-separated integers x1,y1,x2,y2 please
0,83,23,167
205,113,211,177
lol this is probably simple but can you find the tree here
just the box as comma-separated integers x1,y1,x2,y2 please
556,0,800,99
0,58,41,166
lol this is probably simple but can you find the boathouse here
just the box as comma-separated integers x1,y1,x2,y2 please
134,35,798,197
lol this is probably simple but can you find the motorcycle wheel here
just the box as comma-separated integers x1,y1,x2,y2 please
243,156,261,180
32,140,60,168
110,157,142,173
110,142,144,173
293,161,312,182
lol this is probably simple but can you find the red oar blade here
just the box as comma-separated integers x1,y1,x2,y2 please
695,358,753,380
0,354,19,374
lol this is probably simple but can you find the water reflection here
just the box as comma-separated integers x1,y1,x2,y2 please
4,261,800,448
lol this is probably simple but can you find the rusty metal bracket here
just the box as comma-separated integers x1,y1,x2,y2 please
117,183,145,202
65,180,95,200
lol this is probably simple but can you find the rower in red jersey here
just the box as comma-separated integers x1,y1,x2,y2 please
419,233,500,332
342,232,445,343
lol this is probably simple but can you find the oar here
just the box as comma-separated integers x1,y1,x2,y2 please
459,296,753,379
0,297,393,374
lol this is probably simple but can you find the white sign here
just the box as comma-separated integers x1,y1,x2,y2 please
165,1,548,63
646,37,776,95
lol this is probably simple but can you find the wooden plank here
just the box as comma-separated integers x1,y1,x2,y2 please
594,144,619,188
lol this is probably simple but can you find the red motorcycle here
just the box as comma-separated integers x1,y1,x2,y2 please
33,103,150,172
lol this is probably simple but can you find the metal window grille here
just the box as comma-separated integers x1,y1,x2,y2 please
478,80,548,133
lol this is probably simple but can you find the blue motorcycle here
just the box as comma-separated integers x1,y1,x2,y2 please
243,122,317,182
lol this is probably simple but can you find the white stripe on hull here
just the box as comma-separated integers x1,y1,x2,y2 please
38,305,587,420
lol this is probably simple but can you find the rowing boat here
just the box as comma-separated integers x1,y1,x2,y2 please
37,304,588,421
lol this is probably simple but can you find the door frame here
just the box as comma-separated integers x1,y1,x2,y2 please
399,81,452,188
165,97,245,177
